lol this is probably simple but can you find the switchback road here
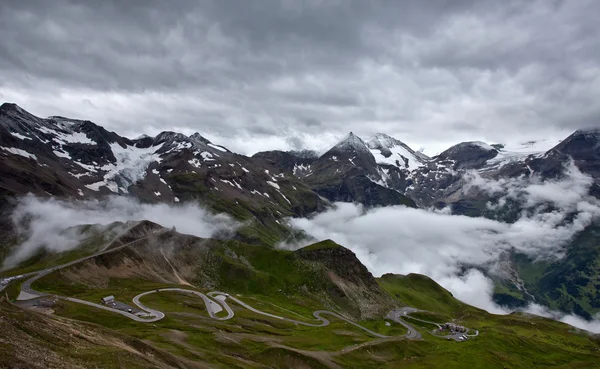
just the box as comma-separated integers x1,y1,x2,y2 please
6,226,441,341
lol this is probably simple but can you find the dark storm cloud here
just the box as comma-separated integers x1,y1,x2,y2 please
0,0,598,154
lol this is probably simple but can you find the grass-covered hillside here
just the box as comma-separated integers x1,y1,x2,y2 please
492,224,600,320
0,298,187,368
2,223,600,368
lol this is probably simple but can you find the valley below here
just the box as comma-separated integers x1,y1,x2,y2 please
2,223,600,368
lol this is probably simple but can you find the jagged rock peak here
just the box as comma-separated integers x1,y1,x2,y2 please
550,128,600,161
365,133,430,168
0,102,52,131
0,102,35,120
0,102,22,112
189,132,211,145
574,128,600,139
151,131,191,147
330,132,371,154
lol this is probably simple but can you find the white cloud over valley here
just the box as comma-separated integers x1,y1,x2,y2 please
285,165,600,332
3,195,238,268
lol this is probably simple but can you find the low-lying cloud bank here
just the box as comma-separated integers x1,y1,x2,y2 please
284,164,600,332
4,195,238,268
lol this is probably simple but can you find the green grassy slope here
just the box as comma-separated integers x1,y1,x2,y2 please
0,299,188,368
32,268,600,369
7,229,600,368
375,273,600,369
378,273,477,315
0,223,125,278
503,224,600,320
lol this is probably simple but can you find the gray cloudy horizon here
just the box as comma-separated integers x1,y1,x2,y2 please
1,0,599,155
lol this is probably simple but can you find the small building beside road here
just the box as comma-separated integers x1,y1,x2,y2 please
443,323,466,333
37,297,58,307
101,295,115,304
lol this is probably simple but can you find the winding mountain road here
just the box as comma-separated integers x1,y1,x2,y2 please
3,227,444,341
386,308,423,340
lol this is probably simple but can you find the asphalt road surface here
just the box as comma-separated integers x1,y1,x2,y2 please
386,308,423,340
16,227,164,301
209,291,391,339
6,225,469,341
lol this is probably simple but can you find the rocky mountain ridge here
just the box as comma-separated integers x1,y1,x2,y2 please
7,102,596,214
2,102,600,321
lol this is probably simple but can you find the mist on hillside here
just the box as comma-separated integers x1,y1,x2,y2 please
284,163,600,332
3,195,238,269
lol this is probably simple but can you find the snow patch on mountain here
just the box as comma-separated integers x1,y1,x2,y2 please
487,139,558,167
208,143,228,152
85,143,166,193
267,181,280,190
10,132,30,140
200,152,215,161
55,131,94,145
1,147,37,160
367,133,429,171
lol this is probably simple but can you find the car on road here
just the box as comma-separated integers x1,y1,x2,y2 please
128,308,132,313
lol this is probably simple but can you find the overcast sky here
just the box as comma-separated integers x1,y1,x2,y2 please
1,0,598,155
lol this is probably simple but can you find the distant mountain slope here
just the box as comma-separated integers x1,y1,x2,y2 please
255,132,418,208
366,133,429,171
0,102,327,246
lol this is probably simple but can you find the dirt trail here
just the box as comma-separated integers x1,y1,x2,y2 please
160,248,192,286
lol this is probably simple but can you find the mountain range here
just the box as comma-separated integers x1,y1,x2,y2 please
1,102,600,321
2,102,600,367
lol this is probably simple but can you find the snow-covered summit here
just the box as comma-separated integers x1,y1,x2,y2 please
366,133,429,171
486,140,557,167
326,132,372,157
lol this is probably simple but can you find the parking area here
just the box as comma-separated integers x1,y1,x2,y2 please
101,296,142,314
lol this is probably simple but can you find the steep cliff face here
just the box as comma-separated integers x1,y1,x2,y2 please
550,129,600,179
296,240,396,318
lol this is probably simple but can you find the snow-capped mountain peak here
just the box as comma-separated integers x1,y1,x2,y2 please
367,133,403,148
332,132,370,153
320,132,374,162
366,133,429,171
